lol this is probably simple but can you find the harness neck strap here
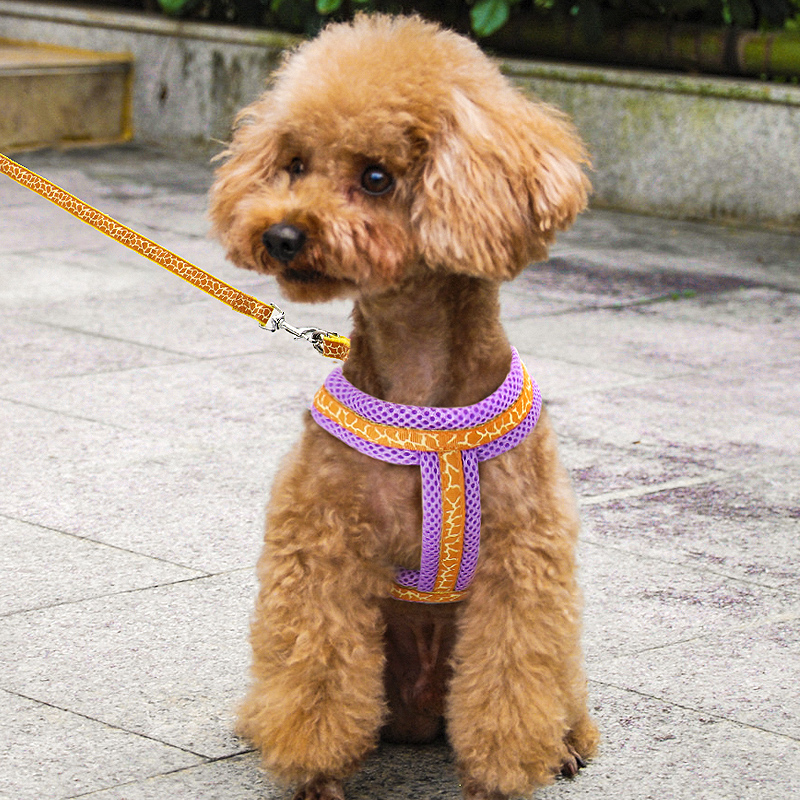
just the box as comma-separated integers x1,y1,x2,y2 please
311,348,542,602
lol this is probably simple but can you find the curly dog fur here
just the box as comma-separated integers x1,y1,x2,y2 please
209,14,598,799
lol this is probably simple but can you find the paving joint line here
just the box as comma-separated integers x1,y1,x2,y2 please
579,474,727,505
0,510,209,569
64,748,258,799
587,679,800,743
0,394,132,430
1,687,213,757
578,537,798,593
0,572,224,621
609,608,800,657
28,317,207,360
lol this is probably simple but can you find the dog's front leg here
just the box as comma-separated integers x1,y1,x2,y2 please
445,493,597,798
237,466,388,798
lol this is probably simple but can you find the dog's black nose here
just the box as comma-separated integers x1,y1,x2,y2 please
262,223,307,264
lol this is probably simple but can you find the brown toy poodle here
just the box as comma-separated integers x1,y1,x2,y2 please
209,14,598,800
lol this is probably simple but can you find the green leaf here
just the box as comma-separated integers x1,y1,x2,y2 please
156,0,196,16
470,0,511,37
316,0,343,14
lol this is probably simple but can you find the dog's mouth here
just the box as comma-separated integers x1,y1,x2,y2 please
281,266,327,284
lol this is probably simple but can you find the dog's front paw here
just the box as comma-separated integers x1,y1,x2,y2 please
559,743,588,778
292,777,345,800
461,782,508,800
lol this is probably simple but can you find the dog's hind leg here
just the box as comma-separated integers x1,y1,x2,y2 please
380,598,459,744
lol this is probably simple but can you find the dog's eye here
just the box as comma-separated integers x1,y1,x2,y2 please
287,158,305,179
360,165,394,196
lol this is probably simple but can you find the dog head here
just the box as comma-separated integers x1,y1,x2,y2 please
209,14,590,303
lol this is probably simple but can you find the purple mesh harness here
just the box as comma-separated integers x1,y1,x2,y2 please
311,348,541,602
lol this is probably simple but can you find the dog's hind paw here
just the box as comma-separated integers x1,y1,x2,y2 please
292,777,345,800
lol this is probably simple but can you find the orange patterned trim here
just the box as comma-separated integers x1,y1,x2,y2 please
313,365,534,452
433,450,466,593
389,450,469,603
389,584,468,603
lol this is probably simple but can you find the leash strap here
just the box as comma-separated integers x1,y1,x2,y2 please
0,153,350,360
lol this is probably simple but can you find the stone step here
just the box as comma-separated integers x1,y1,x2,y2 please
0,39,132,152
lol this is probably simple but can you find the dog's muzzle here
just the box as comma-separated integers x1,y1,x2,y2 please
262,223,307,264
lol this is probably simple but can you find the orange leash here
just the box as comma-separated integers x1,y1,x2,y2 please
0,153,350,361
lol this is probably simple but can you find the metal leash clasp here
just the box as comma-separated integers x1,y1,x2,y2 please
261,307,335,355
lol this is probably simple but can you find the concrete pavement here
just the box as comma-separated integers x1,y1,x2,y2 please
0,144,798,799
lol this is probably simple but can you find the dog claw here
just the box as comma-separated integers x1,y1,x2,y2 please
292,778,345,800
559,745,588,778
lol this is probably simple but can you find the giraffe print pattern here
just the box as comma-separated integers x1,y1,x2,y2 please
0,154,283,329
313,368,534,453
312,354,540,604
321,335,351,361
390,583,468,603
434,450,467,592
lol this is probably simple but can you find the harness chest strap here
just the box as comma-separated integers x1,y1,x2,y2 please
311,348,542,603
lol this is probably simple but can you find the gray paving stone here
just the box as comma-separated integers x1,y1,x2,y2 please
581,464,800,589
551,372,797,481
506,298,793,380
594,616,800,740
557,210,800,290
66,753,281,800
0,572,255,760
578,543,795,662
0,517,202,616
81,685,800,800
0,315,189,385
0,398,273,571
0,250,138,306
0,348,333,442
344,743,462,799
517,349,647,403
5,263,352,362
565,439,728,501
0,689,202,800
0,175,34,208
0,201,103,254
1,145,797,800
637,285,800,329
539,683,800,800
502,253,767,319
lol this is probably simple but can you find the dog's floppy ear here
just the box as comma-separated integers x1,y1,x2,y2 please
209,95,282,248
411,85,590,280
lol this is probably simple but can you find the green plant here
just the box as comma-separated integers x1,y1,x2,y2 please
469,0,520,35
157,0,201,15
156,0,800,37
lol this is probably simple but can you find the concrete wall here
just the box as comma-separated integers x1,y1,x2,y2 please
505,60,800,230
0,1,296,144
1,0,799,229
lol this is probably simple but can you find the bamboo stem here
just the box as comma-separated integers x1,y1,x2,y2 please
487,19,800,79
